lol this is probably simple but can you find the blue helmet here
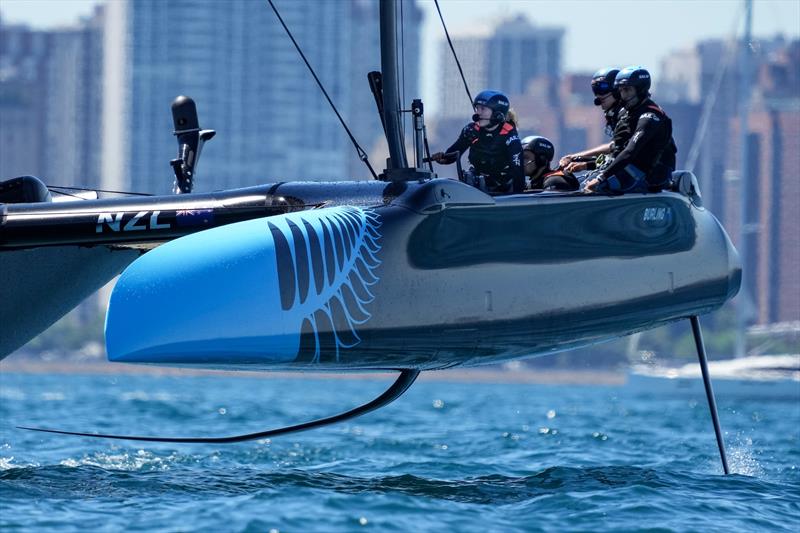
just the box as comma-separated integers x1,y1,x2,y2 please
591,67,620,105
614,66,651,97
473,90,510,122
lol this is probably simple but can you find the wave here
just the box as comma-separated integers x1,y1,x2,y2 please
3,463,798,503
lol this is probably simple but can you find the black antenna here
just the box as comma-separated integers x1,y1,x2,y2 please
169,95,215,194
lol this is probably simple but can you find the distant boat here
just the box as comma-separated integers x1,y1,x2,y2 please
631,354,800,382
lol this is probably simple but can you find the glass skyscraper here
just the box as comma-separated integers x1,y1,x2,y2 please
103,0,422,194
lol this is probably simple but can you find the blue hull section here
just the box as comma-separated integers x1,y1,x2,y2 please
107,206,382,366
104,179,741,371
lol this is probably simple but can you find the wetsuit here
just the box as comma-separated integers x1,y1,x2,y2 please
608,104,632,158
443,121,524,194
530,169,579,191
582,103,628,172
595,98,677,193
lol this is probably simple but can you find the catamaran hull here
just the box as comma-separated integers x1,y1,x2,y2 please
105,178,741,371
0,180,398,358
0,246,140,357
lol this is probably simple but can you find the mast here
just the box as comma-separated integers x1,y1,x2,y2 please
736,0,754,358
379,0,408,170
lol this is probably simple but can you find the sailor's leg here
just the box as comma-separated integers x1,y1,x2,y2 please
599,164,648,193
543,172,579,191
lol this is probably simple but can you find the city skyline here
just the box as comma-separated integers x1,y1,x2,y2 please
1,1,798,330
2,0,799,113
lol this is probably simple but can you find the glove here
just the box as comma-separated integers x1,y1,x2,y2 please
565,161,588,174
430,152,446,164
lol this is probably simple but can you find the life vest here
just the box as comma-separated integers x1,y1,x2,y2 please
467,122,517,178
624,99,677,175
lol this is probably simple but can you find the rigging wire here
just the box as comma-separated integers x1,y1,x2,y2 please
48,189,92,200
47,185,153,197
686,4,743,172
266,0,378,180
434,0,473,108
5,201,328,218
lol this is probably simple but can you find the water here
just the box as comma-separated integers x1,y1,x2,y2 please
2,370,799,532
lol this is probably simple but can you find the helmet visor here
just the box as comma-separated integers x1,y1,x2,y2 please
591,80,613,96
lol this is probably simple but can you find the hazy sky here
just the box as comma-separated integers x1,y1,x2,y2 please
2,0,798,112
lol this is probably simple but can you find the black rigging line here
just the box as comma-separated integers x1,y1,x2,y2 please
5,202,329,218
266,0,378,180
48,189,90,200
434,0,473,108
47,185,153,197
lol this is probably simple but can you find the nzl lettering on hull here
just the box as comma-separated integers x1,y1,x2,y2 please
96,211,171,232
0,184,294,248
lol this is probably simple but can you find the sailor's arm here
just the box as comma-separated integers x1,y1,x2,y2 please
559,142,613,169
584,115,660,191
600,115,660,178
431,126,471,164
506,134,525,193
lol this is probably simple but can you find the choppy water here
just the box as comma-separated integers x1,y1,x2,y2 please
1,370,799,532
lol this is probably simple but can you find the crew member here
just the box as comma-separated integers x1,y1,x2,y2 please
584,66,677,193
558,67,628,174
523,136,578,191
431,90,524,194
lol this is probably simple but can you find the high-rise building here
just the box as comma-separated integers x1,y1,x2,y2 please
103,0,422,195
660,39,741,217
1,7,107,326
0,21,46,179
43,16,105,190
0,10,104,188
662,37,800,327
438,37,487,121
723,39,800,327
437,15,564,121
487,16,562,96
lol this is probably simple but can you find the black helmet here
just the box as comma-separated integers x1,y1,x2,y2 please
614,66,651,97
522,136,555,165
591,67,620,105
473,90,510,123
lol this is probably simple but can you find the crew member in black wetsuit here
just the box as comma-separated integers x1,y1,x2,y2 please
523,136,579,191
584,66,677,193
558,67,627,175
430,90,524,194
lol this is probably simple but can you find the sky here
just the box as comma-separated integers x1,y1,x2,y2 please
1,0,798,112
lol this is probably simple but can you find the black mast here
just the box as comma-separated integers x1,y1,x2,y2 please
379,0,408,170
377,0,434,182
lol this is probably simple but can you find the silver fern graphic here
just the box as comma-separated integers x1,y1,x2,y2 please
268,207,382,363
